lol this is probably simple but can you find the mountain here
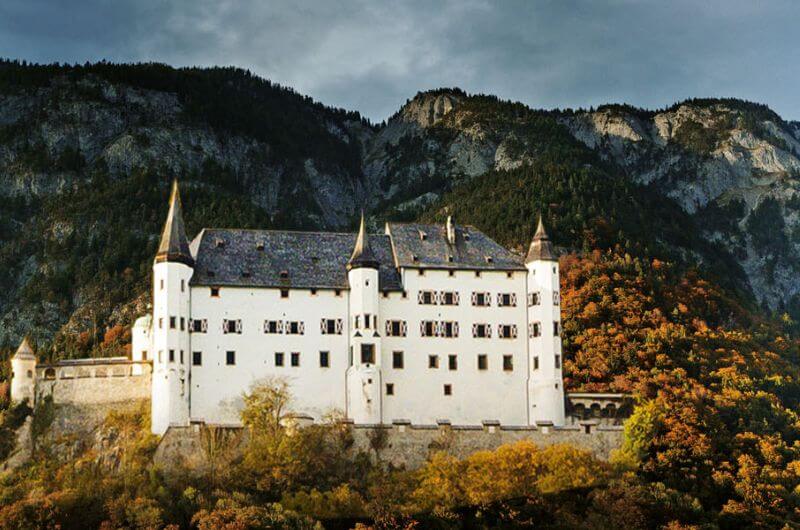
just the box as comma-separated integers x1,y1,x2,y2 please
0,60,798,353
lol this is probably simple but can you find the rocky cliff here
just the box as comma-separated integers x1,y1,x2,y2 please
0,61,797,351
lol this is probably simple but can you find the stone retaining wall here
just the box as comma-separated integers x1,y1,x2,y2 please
36,360,151,406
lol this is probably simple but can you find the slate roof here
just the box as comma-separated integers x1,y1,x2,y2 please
386,222,525,271
13,337,35,360
190,229,403,290
348,213,380,270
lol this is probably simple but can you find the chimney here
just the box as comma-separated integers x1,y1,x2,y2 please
446,216,456,245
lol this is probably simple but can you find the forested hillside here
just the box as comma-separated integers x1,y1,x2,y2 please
1,60,800,528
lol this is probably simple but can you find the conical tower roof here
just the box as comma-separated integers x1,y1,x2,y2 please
13,336,35,360
155,180,194,266
525,216,557,262
347,212,380,270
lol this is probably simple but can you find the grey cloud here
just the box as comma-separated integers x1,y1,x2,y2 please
0,0,797,121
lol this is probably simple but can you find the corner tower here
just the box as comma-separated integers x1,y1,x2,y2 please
345,213,383,424
151,180,194,435
525,217,566,426
10,337,36,405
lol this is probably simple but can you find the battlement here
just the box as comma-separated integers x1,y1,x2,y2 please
33,359,152,406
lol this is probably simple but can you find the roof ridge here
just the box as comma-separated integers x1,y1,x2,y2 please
200,227,391,237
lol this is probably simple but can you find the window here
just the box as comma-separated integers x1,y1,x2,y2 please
386,320,407,337
418,290,436,305
158,350,163,363
319,351,330,368
428,355,439,369
141,350,148,361
420,320,437,337
528,292,541,306
553,291,560,305
440,321,458,338
180,317,185,331
475,271,481,278
280,289,289,298
158,318,163,329
440,291,459,305
443,384,452,396
392,351,404,369
192,351,202,366
533,356,539,370
364,313,372,329
498,324,518,339
321,318,343,335
472,292,491,306
210,287,220,297
503,355,513,371
226,351,235,365
555,354,561,369
181,279,185,292
354,315,360,329
169,349,175,362
361,344,375,364
160,279,164,290
478,354,488,370
275,352,284,367
286,321,304,335
223,319,242,334
310,288,317,295
264,320,282,334
386,383,394,396
191,319,208,333
497,293,517,307
448,355,458,370
291,352,300,367
529,321,542,338
169,316,176,329
553,321,560,336
335,289,342,297
472,323,491,338
180,350,184,364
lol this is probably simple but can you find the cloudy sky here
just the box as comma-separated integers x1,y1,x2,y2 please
1,0,797,122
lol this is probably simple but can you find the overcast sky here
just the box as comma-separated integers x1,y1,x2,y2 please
1,0,797,122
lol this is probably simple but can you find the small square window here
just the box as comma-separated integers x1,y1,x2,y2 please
448,354,458,370
226,351,236,365
281,289,289,298
443,384,452,396
169,316,176,329
169,349,175,362
386,383,394,395
180,317,185,331
310,288,317,295
319,351,330,368
361,344,375,364
275,352,284,366
335,289,342,297
291,352,300,367
428,355,439,369
503,355,513,371
192,351,202,366
477,354,488,370
210,287,220,297
392,351,404,369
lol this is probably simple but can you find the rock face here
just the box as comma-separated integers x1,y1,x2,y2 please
0,64,798,345
560,102,800,311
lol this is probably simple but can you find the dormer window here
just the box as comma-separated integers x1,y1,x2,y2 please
418,230,427,241
464,233,471,241
412,254,419,262
279,270,289,279
241,271,251,278
447,255,454,262
207,270,216,278
215,238,225,248
256,241,265,251
485,256,494,263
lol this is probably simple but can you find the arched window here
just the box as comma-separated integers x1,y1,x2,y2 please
26,370,33,378
44,368,56,380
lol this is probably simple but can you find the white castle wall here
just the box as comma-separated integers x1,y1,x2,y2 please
189,285,350,425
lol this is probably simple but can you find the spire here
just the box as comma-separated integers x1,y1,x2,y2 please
13,336,35,360
347,212,380,270
525,215,557,262
155,180,194,266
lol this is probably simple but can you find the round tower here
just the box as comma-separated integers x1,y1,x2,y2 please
151,180,194,435
10,337,36,405
346,213,383,424
525,217,566,426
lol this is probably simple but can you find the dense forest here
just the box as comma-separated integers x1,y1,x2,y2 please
1,60,800,528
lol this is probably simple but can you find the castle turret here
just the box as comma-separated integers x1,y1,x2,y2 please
151,180,194,435
10,337,36,405
346,213,383,424
525,217,566,426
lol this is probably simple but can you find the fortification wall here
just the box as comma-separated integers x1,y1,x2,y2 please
35,360,151,406
154,423,623,472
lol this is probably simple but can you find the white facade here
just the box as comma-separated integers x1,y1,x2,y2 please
140,184,567,435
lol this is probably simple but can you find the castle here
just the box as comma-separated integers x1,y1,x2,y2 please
10,181,589,436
